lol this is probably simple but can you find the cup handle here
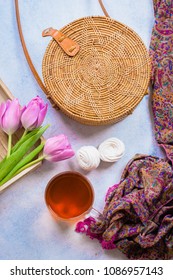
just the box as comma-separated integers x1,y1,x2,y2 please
85,206,102,220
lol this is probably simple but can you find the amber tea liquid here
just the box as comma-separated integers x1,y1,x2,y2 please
45,172,94,220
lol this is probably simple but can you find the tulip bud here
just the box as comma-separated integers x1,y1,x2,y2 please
0,99,22,135
43,134,75,162
21,96,48,130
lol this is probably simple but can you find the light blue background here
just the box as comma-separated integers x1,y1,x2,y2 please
0,0,164,260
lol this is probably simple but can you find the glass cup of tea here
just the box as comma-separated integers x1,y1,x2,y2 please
45,171,96,221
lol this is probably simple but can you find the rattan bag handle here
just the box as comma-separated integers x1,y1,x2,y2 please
15,0,47,94
98,0,110,17
14,0,109,94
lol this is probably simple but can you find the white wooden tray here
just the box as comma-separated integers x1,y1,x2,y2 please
0,79,42,192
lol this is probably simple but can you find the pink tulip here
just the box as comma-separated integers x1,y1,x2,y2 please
43,134,75,162
0,99,23,135
21,96,48,130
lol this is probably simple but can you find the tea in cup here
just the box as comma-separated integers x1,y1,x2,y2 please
45,171,94,221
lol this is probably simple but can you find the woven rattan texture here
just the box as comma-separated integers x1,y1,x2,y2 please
42,16,151,125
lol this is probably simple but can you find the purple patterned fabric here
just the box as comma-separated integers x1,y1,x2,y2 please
76,155,173,259
150,0,173,163
75,0,173,259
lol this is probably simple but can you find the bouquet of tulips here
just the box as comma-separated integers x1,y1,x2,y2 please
0,96,74,187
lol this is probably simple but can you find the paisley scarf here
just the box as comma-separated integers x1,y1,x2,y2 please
76,0,173,260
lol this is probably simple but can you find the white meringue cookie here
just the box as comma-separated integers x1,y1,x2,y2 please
98,137,125,162
76,146,100,171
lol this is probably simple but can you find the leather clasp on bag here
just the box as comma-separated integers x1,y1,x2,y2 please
42,27,80,56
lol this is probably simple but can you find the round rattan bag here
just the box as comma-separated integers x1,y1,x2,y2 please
42,16,150,125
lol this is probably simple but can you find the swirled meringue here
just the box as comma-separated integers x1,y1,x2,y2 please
76,146,100,171
98,137,125,162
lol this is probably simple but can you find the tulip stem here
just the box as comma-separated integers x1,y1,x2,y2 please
21,129,28,141
11,128,40,154
7,134,12,158
14,155,45,176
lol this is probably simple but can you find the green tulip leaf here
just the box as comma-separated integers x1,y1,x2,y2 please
0,125,48,183
0,142,44,186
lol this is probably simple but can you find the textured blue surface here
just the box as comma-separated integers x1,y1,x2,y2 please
0,0,164,260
